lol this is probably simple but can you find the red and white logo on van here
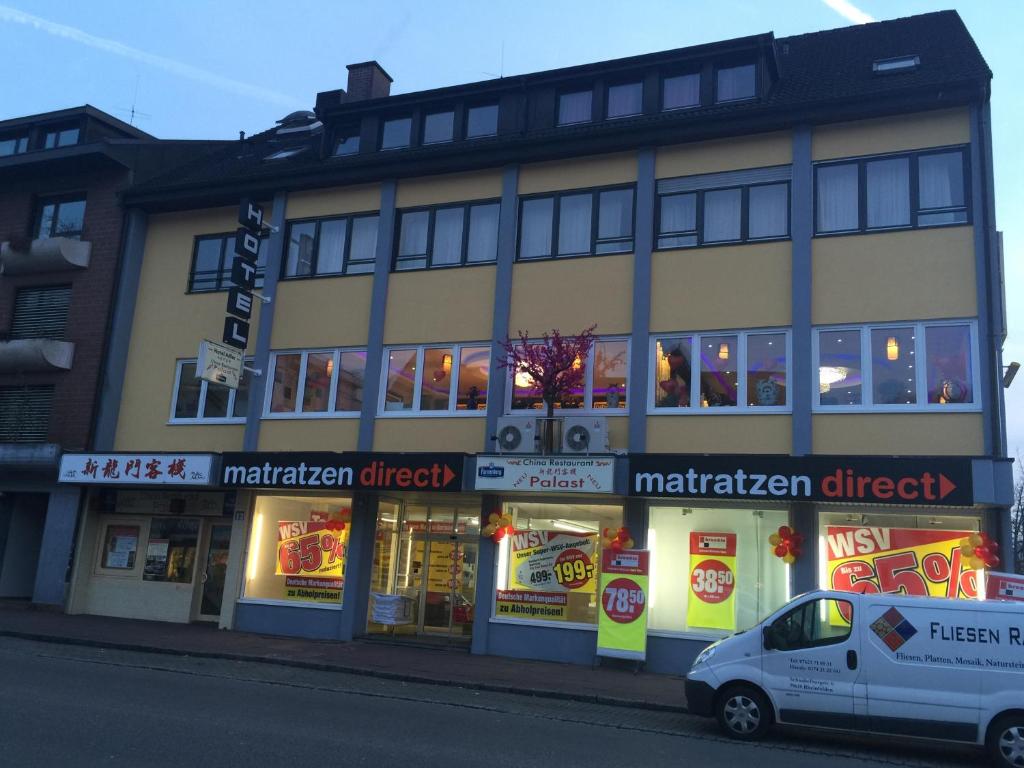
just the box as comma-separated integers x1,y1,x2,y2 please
870,607,918,651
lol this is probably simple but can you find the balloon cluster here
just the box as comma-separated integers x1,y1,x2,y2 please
960,532,1000,570
482,511,514,542
324,519,346,532
768,525,804,565
601,526,635,552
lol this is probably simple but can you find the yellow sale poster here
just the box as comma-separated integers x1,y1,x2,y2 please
686,532,737,631
826,526,978,624
276,520,348,603
495,529,598,622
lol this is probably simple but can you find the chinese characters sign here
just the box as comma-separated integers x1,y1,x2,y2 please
474,456,615,493
58,454,215,486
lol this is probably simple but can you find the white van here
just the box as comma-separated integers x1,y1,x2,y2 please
685,589,1024,767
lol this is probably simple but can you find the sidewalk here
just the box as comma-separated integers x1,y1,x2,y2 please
0,601,686,712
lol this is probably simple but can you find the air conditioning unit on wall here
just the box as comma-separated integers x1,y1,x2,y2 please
494,416,540,453
561,416,609,454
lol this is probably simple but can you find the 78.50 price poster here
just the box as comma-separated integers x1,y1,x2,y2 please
826,526,978,623
687,532,737,631
495,530,597,621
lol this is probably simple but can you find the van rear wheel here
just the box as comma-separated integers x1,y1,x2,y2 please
715,685,773,740
988,714,1024,768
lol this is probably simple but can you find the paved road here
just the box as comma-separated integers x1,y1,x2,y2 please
0,636,987,768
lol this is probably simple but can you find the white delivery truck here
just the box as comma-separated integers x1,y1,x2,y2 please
685,589,1024,767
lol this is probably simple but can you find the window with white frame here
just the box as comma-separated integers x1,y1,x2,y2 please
381,344,490,415
509,338,629,412
171,360,250,423
651,330,790,411
265,348,367,417
814,321,979,411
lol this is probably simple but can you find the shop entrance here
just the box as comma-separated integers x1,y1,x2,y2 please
193,521,233,623
367,500,479,642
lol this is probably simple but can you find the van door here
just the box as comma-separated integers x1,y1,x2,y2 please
861,599,980,742
762,595,864,728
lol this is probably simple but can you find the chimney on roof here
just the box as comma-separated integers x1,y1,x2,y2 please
346,61,393,101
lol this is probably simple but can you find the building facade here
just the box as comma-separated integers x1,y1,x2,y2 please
57,12,1012,674
0,106,224,605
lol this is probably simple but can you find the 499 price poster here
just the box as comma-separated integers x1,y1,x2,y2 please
276,520,349,604
495,530,597,621
826,526,978,623
686,532,737,631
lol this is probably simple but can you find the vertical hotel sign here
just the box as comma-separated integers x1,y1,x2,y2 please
222,198,264,353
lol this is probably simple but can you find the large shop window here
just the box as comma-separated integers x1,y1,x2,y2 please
381,343,490,415
189,232,268,293
494,502,623,626
283,213,379,278
820,511,982,608
171,359,250,423
815,147,968,234
518,186,635,260
395,201,500,270
814,321,979,411
510,338,629,412
657,181,789,248
651,330,790,411
648,507,789,637
266,348,367,417
244,496,351,606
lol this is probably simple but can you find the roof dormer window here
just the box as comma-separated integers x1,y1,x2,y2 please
43,125,79,149
381,117,412,150
715,64,756,103
265,146,308,161
873,55,920,74
558,89,593,126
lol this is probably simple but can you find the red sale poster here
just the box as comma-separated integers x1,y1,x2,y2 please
686,532,737,631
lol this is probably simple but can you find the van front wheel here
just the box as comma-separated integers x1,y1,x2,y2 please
715,685,773,740
988,714,1024,768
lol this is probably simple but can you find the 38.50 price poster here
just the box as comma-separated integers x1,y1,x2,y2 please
826,526,978,623
687,532,737,631
495,530,597,621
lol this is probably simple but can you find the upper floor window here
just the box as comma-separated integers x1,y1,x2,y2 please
9,285,71,340
466,104,499,138
816,148,968,234
519,186,634,260
43,126,80,149
815,321,979,412
715,64,756,102
189,233,267,293
395,200,499,270
423,110,455,144
283,213,378,278
510,338,629,412
662,73,700,111
333,132,360,156
381,343,490,415
171,359,250,423
0,134,29,156
607,82,643,119
652,330,790,411
35,196,86,240
266,348,367,417
381,117,412,150
0,385,54,442
558,90,593,126
657,181,788,248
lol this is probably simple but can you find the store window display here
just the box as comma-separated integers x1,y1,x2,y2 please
243,495,351,605
493,502,623,626
647,506,789,637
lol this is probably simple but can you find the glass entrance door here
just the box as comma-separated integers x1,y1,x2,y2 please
367,501,479,641
196,523,232,621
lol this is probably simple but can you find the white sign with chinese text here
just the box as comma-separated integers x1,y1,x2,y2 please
474,455,615,493
58,454,215,486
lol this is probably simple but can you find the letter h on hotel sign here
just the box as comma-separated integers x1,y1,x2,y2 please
223,198,264,349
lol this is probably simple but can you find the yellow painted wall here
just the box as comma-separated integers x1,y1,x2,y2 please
518,152,637,195
384,266,496,344
396,170,503,208
373,418,485,453
646,416,792,454
607,417,628,452
258,419,360,452
271,276,373,349
115,207,263,452
509,254,633,335
813,413,983,455
656,131,791,178
812,108,970,161
650,242,791,332
812,227,976,324
286,184,380,220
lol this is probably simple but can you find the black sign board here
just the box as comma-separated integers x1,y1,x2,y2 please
221,452,466,492
220,199,264,351
226,287,253,321
231,258,257,291
238,198,264,230
629,454,974,507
